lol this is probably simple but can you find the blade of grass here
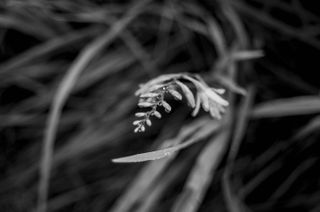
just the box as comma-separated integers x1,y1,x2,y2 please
270,158,316,200
228,87,255,162
37,1,150,211
172,129,228,212
137,157,189,212
231,50,264,61
251,96,320,118
222,168,251,212
249,142,286,169
221,0,249,48
112,120,220,163
0,13,54,40
259,60,318,94
0,26,100,75
221,88,254,212
110,118,210,212
216,75,247,96
153,3,174,59
121,30,158,74
9,49,137,114
239,160,282,197
293,115,320,139
7,33,184,115
230,0,320,50
207,17,227,56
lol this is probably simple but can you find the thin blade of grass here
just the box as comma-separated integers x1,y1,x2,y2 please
270,158,316,200
0,26,101,75
153,3,174,58
121,31,158,74
221,1,249,48
110,118,209,212
293,115,320,139
112,120,219,163
37,1,150,211
76,49,137,91
172,129,228,212
260,60,319,94
239,160,282,197
0,13,54,40
137,159,187,212
230,0,320,50
112,146,179,163
228,87,255,162
175,80,196,108
231,50,264,61
252,96,320,118
207,17,227,56
249,142,286,169
216,75,247,96
222,168,251,212
0,117,134,194
221,88,254,212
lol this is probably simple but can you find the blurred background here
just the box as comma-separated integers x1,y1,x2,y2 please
0,0,320,211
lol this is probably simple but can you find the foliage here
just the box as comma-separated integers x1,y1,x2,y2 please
0,0,319,212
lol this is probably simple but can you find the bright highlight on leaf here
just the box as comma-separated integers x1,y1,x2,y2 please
176,80,196,108
112,146,178,163
113,120,221,163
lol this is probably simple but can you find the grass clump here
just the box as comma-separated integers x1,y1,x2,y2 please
0,0,320,212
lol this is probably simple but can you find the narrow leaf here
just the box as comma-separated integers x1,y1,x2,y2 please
176,80,195,108
252,96,320,118
204,88,229,106
173,131,228,212
294,115,320,139
200,93,210,112
216,75,246,96
192,94,201,117
112,146,179,163
232,50,264,61
112,120,220,163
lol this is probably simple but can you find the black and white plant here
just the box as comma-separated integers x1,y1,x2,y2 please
133,73,229,133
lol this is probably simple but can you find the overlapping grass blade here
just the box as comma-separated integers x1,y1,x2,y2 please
172,130,228,212
37,1,151,211
110,118,209,212
252,96,320,118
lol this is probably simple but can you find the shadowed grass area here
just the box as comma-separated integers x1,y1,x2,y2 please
1,0,320,212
